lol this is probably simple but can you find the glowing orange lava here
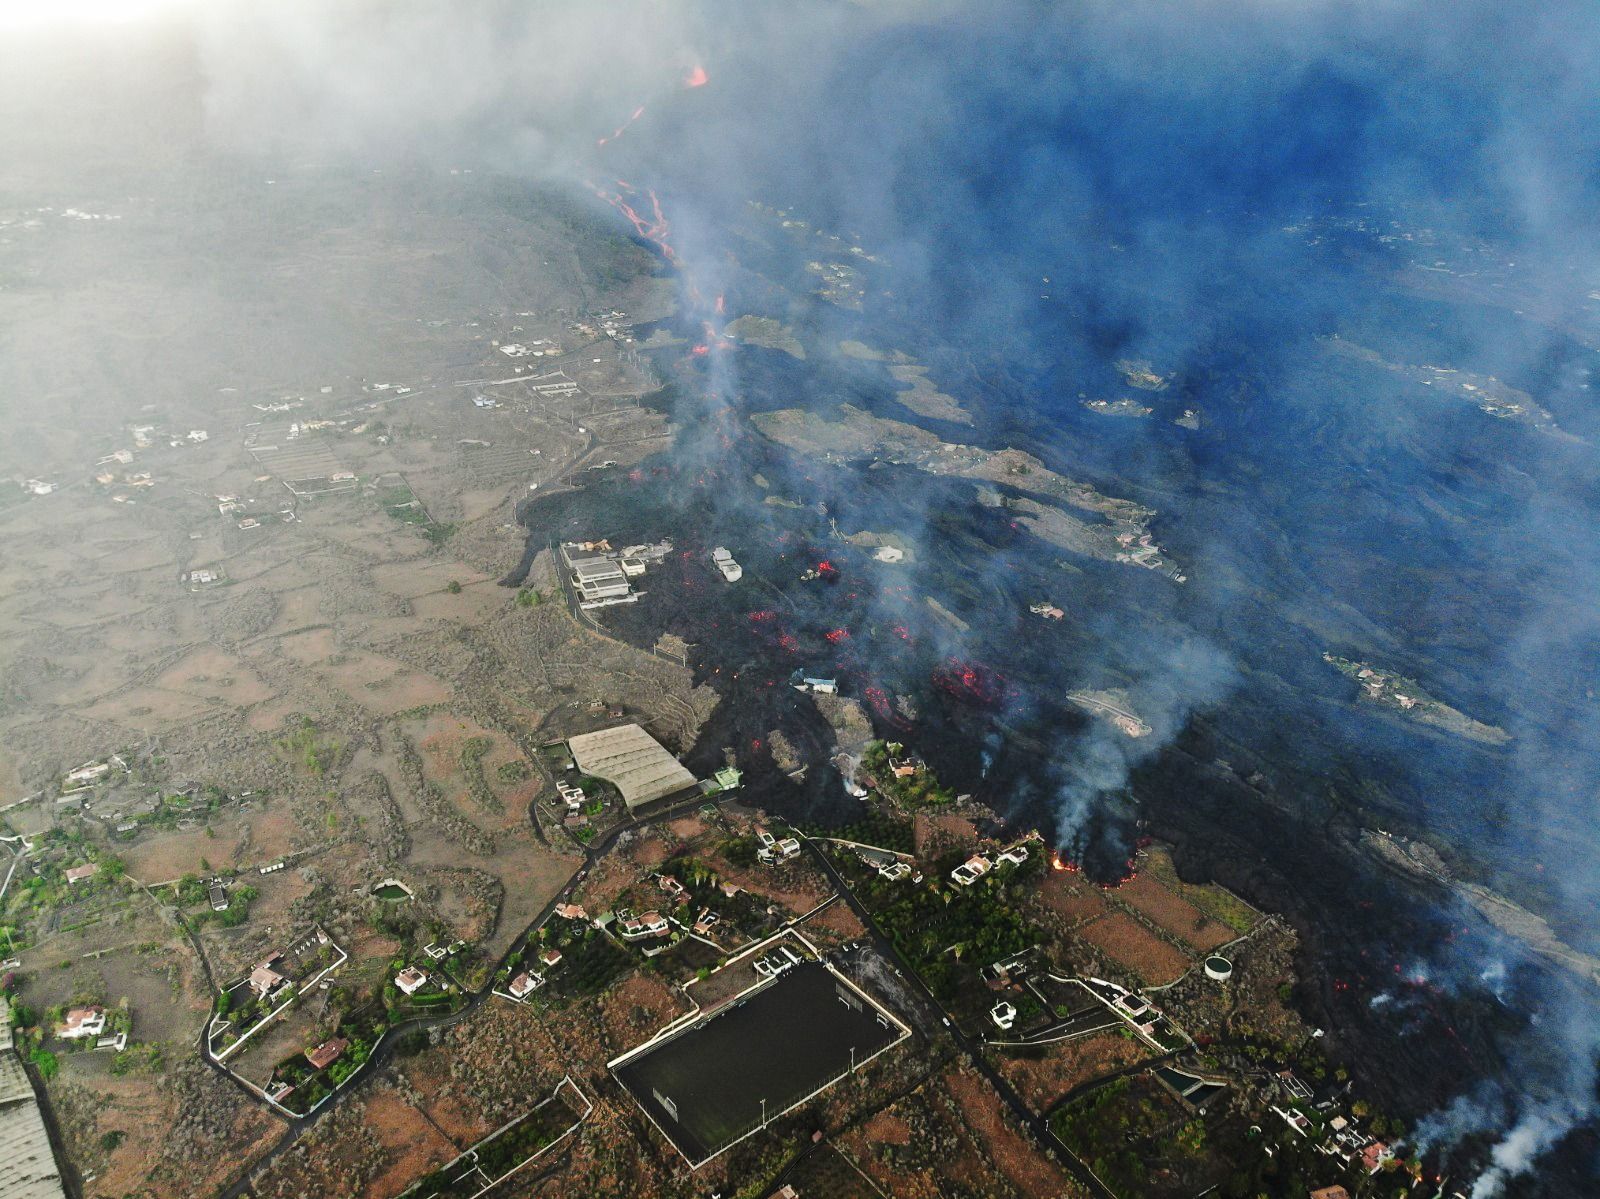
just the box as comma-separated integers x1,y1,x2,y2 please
587,179,680,266
596,104,647,147
685,65,709,88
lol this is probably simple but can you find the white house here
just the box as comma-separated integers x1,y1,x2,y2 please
58,1006,107,1041
64,761,113,789
950,855,992,887
758,837,801,865
395,966,429,996
508,971,542,999
617,910,671,941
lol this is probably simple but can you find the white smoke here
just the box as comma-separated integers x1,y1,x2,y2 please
1469,1107,1581,1198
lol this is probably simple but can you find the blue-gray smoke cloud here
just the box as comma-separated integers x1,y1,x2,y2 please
166,1,1600,1190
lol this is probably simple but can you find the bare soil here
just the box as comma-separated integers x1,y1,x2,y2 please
1077,911,1192,985
1113,873,1234,952
358,1082,461,1199
943,1067,1077,1197
992,1029,1152,1111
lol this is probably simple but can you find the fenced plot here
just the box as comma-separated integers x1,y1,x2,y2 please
615,961,906,1166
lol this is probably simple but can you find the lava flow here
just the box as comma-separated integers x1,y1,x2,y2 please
596,61,705,149
596,104,646,147
931,659,1010,708
586,180,680,267
863,685,912,731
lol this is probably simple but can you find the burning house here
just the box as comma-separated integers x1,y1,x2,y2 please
791,671,838,695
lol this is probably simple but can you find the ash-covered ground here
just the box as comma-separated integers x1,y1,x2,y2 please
512,196,1600,1177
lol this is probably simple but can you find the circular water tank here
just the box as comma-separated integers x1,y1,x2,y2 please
1203,955,1233,982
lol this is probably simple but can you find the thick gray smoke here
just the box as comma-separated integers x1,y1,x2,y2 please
180,7,1600,1188
9,1,1596,1190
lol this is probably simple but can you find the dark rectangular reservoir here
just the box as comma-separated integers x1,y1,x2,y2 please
616,961,901,1164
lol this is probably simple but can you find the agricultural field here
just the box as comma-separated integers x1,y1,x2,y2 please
823,835,1045,1013
1031,846,1259,991
1111,872,1236,952
774,1142,882,1199
836,1070,1093,1199
1076,910,1192,986
1140,848,1261,934
1050,1072,1237,1199
992,1028,1156,1112
403,1078,584,1199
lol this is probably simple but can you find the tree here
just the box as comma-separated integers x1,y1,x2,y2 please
446,580,463,594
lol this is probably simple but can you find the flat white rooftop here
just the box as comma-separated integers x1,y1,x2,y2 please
567,724,697,810
571,557,626,584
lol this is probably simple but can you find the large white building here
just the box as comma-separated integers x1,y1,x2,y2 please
567,724,697,810
566,553,636,607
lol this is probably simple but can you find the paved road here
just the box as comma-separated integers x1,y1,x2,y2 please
798,837,1120,1199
